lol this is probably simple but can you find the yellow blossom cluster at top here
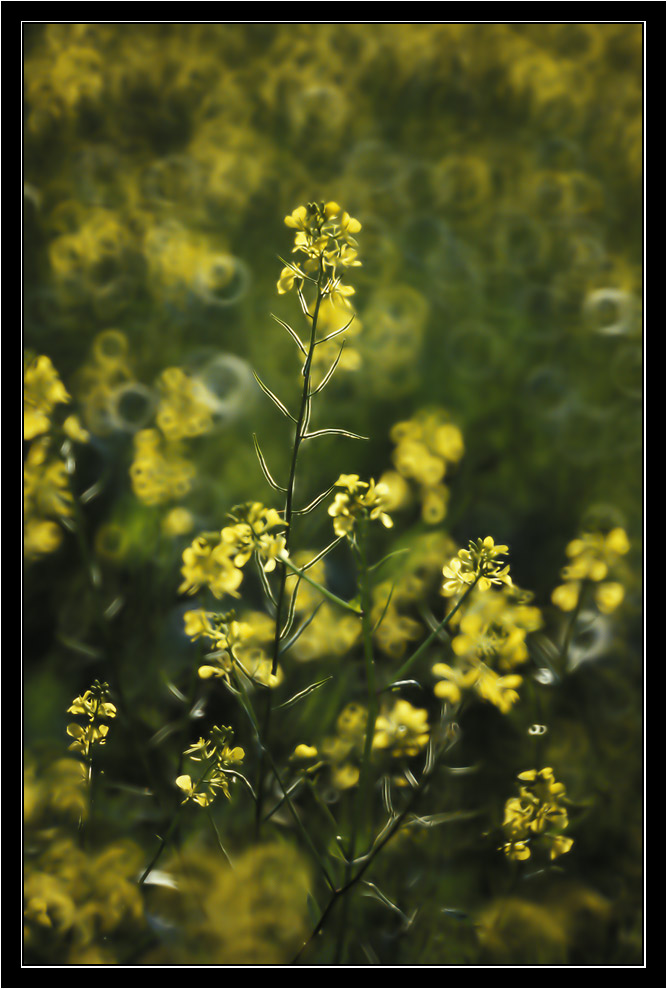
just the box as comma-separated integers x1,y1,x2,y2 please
176,725,245,808
278,201,362,308
551,527,629,615
327,474,393,540
442,536,512,596
501,768,574,862
66,681,117,762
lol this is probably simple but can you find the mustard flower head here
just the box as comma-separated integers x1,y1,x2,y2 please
389,408,464,523
500,767,573,862
183,608,281,686
24,354,71,440
179,533,244,600
278,201,361,307
176,725,245,808
222,502,287,574
372,699,430,758
442,537,512,596
432,660,522,714
327,474,393,540
551,527,629,615
130,428,196,506
24,436,75,559
66,680,116,760
447,584,542,672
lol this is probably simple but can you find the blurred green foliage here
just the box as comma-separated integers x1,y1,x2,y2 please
24,22,642,966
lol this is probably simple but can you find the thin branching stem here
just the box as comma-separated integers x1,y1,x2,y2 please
255,260,326,840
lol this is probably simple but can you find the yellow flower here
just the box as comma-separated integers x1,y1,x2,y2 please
62,415,90,443
432,661,479,704
551,581,581,612
442,537,512,596
373,699,430,757
339,211,362,246
328,474,393,539
179,535,244,599
277,265,299,294
502,840,532,861
475,669,522,714
501,768,573,864
24,354,71,440
595,581,625,614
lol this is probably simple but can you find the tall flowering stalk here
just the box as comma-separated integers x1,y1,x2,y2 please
169,203,575,966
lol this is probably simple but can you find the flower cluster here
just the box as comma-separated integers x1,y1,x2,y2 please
176,725,245,808
24,354,71,441
291,702,368,792
441,537,512,596
447,584,543,672
183,608,282,687
130,428,196,506
433,660,523,715
372,699,430,758
66,681,117,761
23,837,145,964
500,768,574,862
155,366,215,441
384,409,465,524
278,201,362,307
327,474,393,540
24,355,89,560
551,527,629,614
432,579,539,715
179,503,287,600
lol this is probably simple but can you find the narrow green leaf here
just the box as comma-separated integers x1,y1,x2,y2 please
303,427,369,441
360,881,410,925
217,768,257,800
280,575,301,639
301,536,344,570
253,433,287,492
314,314,355,346
371,581,396,636
279,601,325,656
381,775,394,815
273,676,333,711
279,554,362,615
252,370,298,422
308,344,345,397
255,552,277,607
368,547,410,573
271,313,307,355
404,809,479,828
276,254,312,281
292,483,336,516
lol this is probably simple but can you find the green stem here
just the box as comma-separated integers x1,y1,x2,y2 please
390,579,479,684
293,740,446,965
279,554,361,615
255,262,326,840
559,579,589,673
232,669,336,892
207,808,234,868
335,521,377,963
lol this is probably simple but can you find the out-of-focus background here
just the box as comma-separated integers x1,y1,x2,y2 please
24,22,643,966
